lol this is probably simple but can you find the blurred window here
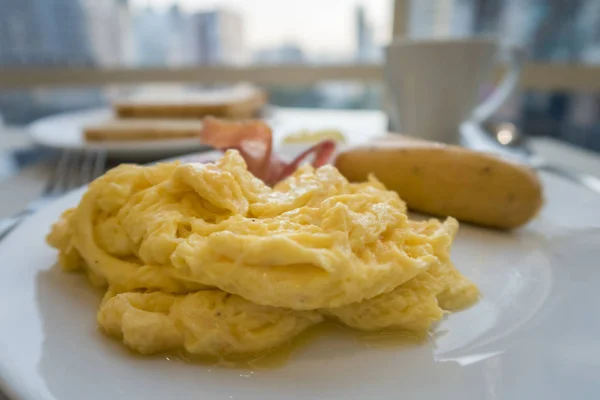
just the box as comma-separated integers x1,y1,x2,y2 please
0,0,391,124
407,0,600,151
0,0,599,153
0,0,393,68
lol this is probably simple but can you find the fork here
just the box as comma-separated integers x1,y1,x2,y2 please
0,149,107,240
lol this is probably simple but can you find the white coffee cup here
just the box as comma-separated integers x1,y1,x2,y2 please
384,37,523,144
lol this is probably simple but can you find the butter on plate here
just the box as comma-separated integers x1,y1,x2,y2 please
282,129,346,144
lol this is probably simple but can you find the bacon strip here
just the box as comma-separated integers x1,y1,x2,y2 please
277,139,336,180
199,117,336,185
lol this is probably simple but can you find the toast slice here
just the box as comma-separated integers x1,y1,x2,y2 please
84,119,204,142
113,85,267,119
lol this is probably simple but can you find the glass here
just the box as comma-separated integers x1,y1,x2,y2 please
494,88,600,152
408,0,600,65
407,0,600,152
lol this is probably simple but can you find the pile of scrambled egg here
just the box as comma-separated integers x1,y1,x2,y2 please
47,150,479,359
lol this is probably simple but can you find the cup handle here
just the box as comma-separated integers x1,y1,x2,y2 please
470,45,525,124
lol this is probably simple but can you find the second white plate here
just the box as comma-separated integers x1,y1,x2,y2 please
28,108,208,159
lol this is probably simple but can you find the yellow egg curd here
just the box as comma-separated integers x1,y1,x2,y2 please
47,150,479,360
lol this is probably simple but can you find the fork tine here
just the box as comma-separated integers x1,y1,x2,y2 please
79,151,96,187
80,150,107,186
91,150,107,180
64,151,84,192
46,150,73,196
46,150,107,198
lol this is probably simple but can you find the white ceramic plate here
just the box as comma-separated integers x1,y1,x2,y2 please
28,107,278,159
1,155,600,399
28,108,207,159
27,106,367,161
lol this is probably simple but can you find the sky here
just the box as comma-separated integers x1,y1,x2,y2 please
130,0,393,55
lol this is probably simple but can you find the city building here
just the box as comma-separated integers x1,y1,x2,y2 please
132,6,171,67
188,9,246,65
407,0,477,38
0,0,104,123
0,0,94,66
82,0,132,67
165,4,191,66
253,43,305,64
355,5,377,62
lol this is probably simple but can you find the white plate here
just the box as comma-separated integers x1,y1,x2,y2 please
27,106,358,161
28,108,208,159
1,158,600,399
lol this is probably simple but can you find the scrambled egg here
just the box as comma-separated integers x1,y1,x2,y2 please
47,150,479,359
98,290,322,357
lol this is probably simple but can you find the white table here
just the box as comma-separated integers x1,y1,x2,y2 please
1,108,600,221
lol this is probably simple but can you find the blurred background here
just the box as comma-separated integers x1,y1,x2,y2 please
0,0,599,151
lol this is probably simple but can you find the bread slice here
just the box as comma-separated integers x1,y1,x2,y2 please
113,85,267,119
84,119,204,142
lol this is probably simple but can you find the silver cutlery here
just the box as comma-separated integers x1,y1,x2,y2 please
461,121,600,194
0,150,107,240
